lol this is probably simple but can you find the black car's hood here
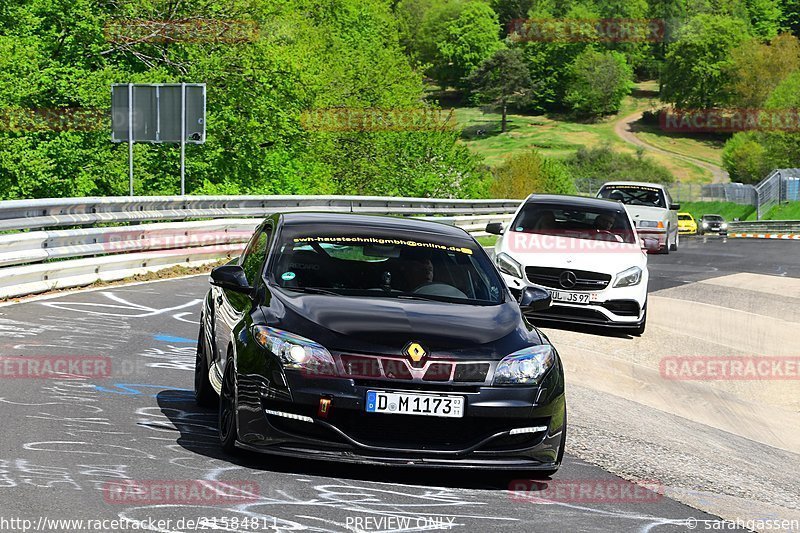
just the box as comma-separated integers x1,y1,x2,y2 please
262,288,542,360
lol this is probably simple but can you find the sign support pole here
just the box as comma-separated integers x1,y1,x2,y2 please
180,82,186,196
128,83,134,196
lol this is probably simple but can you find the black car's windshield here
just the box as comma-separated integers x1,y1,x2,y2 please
269,233,505,305
704,215,724,221
598,185,666,208
511,203,636,244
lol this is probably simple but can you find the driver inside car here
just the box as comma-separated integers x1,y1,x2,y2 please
399,248,435,291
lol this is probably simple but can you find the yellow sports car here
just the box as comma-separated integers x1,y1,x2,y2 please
677,212,698,235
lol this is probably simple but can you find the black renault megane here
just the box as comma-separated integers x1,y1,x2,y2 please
195,212,567,473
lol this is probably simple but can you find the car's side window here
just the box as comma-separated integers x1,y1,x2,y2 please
664,189,673,207
240,224,273,285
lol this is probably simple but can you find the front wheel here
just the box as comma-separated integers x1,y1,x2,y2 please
630,306,647,337
194,325,217,408
670,231,679,251
218,362,239,455
538,408,567,478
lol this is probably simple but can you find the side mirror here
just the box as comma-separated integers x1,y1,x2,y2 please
210,264,252,294
670,203,680,210
641,237,660,252
485,222,505,235
519,286,551,312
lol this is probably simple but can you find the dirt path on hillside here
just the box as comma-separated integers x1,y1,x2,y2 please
615,111,730,184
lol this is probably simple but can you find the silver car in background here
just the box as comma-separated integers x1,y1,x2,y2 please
597,181,680,254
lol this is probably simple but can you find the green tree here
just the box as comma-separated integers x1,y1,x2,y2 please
431,1,503,89
564,48,633,117
490,149,576,198
467,48,531,132
725,33,800,108
721,132,771,183
661,15,750,108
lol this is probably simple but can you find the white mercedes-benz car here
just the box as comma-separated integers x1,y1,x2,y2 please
596,181,680,254
486,194,656,335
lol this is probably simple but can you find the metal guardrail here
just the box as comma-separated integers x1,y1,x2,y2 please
728,220,800,234
0,195,518,299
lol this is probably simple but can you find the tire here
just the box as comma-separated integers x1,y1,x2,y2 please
218,361,239,455
194,325,217,407
669,230,679,251
538,407,567,478
631,306,647,337
660,227,670,254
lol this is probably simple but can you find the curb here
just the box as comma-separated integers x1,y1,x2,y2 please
728,232,800,240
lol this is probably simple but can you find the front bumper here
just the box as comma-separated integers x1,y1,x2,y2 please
502,273,647,328
636,228,668,248
234,363,566,470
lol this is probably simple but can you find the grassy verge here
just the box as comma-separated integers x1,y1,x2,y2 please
451,81,717,183
679,202,756,222
475,235,498,247
762,202,800,220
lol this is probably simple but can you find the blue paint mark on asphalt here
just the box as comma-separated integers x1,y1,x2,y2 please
95,383,193,401
154,334,196,344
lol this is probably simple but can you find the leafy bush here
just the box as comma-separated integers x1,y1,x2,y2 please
489,150,576,199
564,48,633,118
721,132,771,184
565,145,675,184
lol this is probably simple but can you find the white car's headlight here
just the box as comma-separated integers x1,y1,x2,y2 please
638,220,663,228
613,266,642,288
252,326,336,375
493,345,555,386
496,252,523,279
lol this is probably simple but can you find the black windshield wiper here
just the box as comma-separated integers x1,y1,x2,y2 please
285,286,341,296
396,293,448,302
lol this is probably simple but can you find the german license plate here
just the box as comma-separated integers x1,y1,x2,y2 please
549,290,596,304
366,390,464,418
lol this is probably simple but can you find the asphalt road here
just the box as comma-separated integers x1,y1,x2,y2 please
0,235,785,533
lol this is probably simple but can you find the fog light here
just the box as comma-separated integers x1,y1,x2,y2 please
318,397,332,418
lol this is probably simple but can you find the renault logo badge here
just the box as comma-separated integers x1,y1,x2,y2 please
403,341,427,367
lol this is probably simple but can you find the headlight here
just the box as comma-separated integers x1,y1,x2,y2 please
613,266,642,287
702,222,709,228
493,345,555,386
638,220,663,228
252,326,336,375
496,252,523,279
721,223,728,229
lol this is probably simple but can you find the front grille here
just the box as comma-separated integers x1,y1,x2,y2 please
331,411,549,450
337,354,490,384
525,266,611,291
